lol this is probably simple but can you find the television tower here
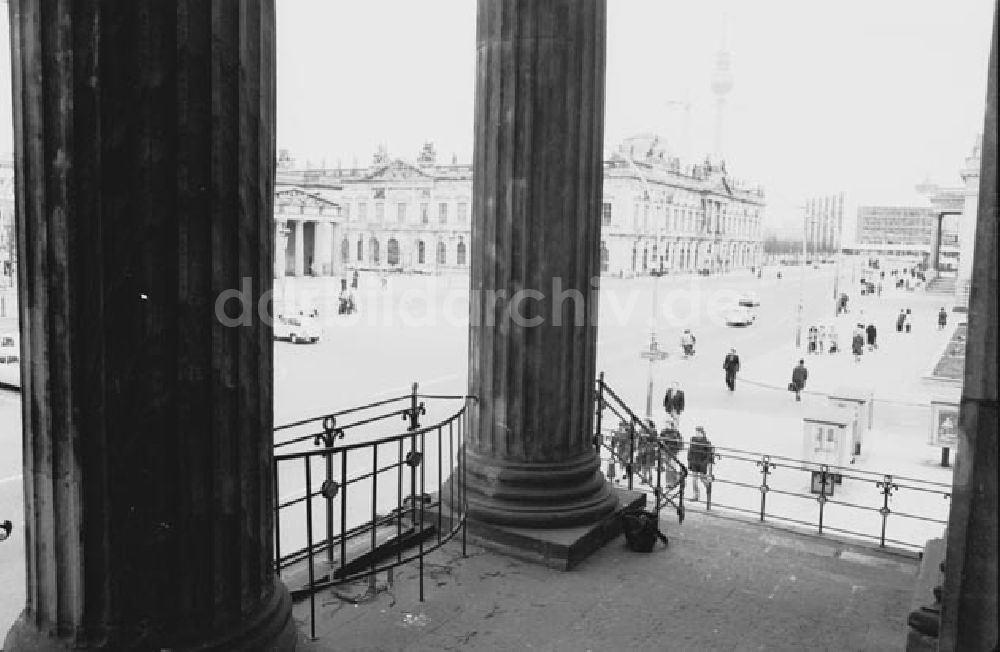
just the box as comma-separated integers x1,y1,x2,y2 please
710,28,734,162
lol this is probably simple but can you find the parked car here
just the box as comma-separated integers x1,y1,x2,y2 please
725,305,756,327
273,315,321,344
737,294,761,309
0,333,18,364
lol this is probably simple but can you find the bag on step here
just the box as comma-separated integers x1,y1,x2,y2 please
620,509,668,552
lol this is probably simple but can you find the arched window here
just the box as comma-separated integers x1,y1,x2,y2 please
357,237,363,261
369,237,380,265
417,240,426,264
456,240,467,265
341,239,350,263
436,241,447,265
600,241,609,273
387,238,400,266
631,247,637,271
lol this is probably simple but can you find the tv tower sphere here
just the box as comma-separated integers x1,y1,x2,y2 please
711,49,734,97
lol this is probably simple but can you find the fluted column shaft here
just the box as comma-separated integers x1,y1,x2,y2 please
465,0,616,528
5,1,293,649
940,4,997,649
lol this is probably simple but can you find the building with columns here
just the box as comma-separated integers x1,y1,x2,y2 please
274,137,765,278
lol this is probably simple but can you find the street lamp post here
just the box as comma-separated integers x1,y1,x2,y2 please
641,255,668,421
796,207,808,348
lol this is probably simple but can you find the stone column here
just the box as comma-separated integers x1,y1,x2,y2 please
939,5,997,649
4,1,294,649
929,212,944,271
275,220,286,279
465,0,616,528
314,221,332,275
292,220,305,277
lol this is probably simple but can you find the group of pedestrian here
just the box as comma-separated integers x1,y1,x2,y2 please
806,325,840,354
896,308,913,334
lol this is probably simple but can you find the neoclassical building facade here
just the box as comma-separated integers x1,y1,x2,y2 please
273,138,765,278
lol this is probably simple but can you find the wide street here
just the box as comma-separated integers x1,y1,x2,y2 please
0,259,959,629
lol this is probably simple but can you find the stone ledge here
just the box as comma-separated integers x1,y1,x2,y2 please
452,487,646,571
905,537,946,651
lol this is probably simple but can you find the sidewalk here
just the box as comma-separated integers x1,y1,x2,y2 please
738,285,959,406
296,511,916,651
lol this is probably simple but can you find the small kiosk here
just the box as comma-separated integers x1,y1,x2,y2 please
929,398,960,467
828,386,874,456
802,406,855,496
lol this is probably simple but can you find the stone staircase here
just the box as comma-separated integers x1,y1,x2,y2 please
926,274,957,295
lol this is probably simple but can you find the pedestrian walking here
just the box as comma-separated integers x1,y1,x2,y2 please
905,308,913,334
828,325,840,354
789,359,808,402
351,269,359,289
938,307,948,330
659,420,684,487
896,309,906,333
852,328,865,362
807,325,818,354
722,348,741,392
865,322,877,350
686,427,715,502
817,325,827,354
662,381,686,423
877,281,883,296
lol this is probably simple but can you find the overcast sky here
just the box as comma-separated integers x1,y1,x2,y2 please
0,1,994,229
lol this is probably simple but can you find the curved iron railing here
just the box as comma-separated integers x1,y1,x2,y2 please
594,373,688,520
272,384,473,640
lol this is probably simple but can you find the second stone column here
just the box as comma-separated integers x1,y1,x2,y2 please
465,0,618,528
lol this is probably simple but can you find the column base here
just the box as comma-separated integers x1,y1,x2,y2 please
454,487,643,570
463,450,619,528
4,578,296,651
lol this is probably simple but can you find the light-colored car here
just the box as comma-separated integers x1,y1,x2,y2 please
737,294,761,309
725,306,756,327
0,333,18,364
274,315,322,344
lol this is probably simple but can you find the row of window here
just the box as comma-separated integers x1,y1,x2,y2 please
342,237,467,266
599,201,761,237
342,201,469,225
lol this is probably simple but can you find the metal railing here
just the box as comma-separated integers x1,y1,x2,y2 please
594,373,688,520
272,384,473,640
693,445,951,553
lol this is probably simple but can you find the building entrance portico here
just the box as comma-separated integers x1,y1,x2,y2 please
274,188,343,278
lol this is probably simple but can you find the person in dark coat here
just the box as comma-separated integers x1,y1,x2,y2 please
852,328,865,362
905,308,913,333
790,359,808,401
722,348,741,391
351,269,359,289
938,307,947,330
662,381,685,423
865,323,877,350
687,427,715,501
658,421,684,487
896,309,906,333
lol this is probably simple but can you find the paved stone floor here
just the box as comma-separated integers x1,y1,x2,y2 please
294,510,917,651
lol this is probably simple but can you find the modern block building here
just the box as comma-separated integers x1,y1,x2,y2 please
856,205,938,246
804,193,845,254
273,136,766,278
